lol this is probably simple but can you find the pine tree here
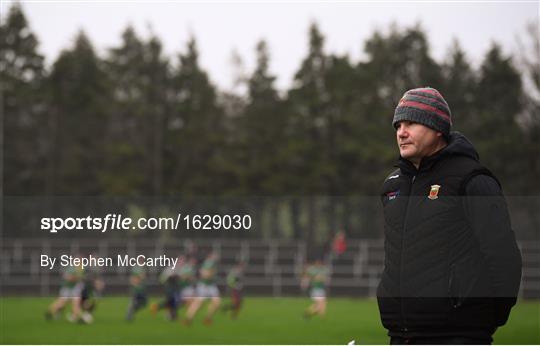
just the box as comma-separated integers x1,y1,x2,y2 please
441,39,477,134
474,44,524,192
46,31,111,194
364,23,443,105
104,26,170,195
167,37,226,194
516,21,540,195
287,23,331,195
1,4,46,194
237,40,287,194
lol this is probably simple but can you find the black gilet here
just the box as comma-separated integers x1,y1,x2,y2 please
377,149,499,336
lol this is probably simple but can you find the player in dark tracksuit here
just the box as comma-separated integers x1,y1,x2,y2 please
125,267,147,321
80,267,104,322
152,258,183,321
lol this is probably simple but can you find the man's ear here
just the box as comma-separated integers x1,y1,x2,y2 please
436,132,448,145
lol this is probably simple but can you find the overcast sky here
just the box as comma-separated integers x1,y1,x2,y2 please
1,1,538,91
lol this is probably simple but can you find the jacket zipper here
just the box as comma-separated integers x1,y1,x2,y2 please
449,264,462,308
399,174,416,336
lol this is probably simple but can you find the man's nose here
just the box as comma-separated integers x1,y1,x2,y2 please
397,125,407,137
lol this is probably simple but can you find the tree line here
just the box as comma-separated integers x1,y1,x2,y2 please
2,5,539,240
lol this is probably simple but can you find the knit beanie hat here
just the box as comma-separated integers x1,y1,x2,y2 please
393,87,452,138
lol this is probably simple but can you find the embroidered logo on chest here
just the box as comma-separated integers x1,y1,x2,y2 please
428,185,441,200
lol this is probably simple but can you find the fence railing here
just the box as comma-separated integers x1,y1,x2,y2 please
1,238,538,298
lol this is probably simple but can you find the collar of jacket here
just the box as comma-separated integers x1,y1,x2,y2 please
394,131,479,177
396,149,445,176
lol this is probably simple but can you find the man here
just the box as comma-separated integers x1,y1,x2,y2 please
331,231,347,259
222,261,245,319
45,258,87,323
125,266,147,321
178,256,197,310
80,265,105,323
151,256,184,320
377,87,522,344
301,258,328,319
183,251,221,325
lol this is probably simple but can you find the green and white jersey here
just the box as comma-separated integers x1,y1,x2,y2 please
62,265,84,288
179,263,195,288
307,265,328,290
130,267,146,295
227,267,243,290
200,259,217,285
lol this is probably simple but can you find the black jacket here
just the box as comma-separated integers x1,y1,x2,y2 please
377,132,522,339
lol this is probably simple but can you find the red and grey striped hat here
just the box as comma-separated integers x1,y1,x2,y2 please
393,87,452,138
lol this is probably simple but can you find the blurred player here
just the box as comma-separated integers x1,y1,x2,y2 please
45,258,86,323
222,262,244,319
152,255,184,321
80,266,105,323
178,256,197,310
301,258,329,319
183,251,220,325
125,266,147,321
331,230,347,259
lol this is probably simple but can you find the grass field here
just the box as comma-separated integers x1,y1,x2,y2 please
0,297,538,344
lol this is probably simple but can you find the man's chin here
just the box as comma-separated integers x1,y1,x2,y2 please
400,151,420,162
399,150,412,159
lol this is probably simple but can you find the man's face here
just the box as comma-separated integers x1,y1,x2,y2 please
396,121,443,164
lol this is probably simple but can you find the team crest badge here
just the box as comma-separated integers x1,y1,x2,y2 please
386,190,400,201
428,185,441,200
